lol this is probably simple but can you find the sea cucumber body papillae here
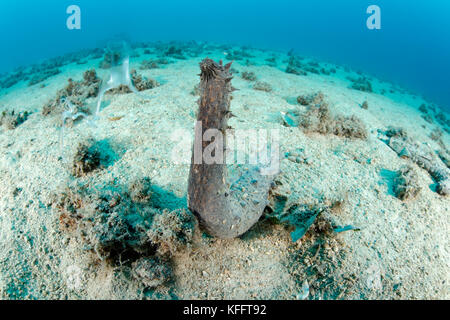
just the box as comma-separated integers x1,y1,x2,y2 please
188,58,276,239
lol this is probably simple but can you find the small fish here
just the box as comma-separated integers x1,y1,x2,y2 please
334,225,360,233
108,116,124,121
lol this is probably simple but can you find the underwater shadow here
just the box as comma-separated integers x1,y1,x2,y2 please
95,138,125,169
239,217,280,241
150,184,187,211
378,168,397,197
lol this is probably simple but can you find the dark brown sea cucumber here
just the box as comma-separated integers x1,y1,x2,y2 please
187,58,276,238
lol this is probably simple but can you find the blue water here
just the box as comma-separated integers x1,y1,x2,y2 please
1,0,449,109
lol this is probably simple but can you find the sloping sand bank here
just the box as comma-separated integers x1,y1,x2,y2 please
0,42,448,299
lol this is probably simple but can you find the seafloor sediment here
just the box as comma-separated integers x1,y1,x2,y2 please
0,41,448,299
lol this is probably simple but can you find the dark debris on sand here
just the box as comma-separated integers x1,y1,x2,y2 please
348,76,373,93
71,139,102,177
381,126,450,196
266,184,357,299
297,92,367,139
53,178,196,289
0,110,31,130
0,48,102,89
285,55,336,77
107,70,159,94
42,69,101,116
393,165,421,201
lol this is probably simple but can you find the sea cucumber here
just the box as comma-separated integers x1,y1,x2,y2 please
187,58,275,239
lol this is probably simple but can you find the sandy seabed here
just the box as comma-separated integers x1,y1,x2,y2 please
0,42,448,300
